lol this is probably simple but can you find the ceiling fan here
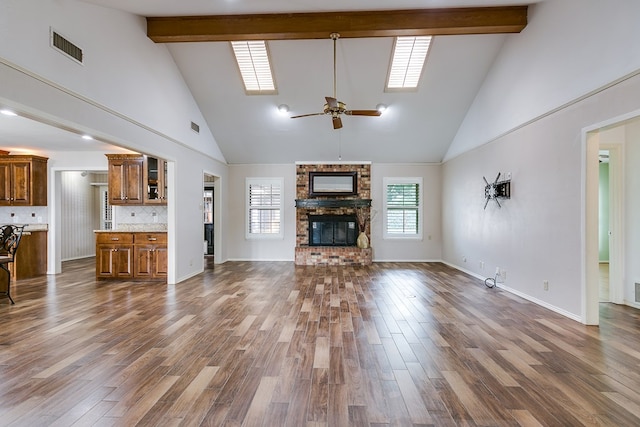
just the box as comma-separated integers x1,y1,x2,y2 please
290,33,382,130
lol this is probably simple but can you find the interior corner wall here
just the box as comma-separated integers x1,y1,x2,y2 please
227,164,297,261
442,72,640,320
370,163,442,262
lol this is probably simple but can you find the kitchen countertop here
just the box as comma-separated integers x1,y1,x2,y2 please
1,223,48,232
94,224,167,233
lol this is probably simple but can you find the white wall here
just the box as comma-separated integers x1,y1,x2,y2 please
442,72,640,321
0,1,229,282
442,0,640,322
371,163,442,261
226,162,442,262
446,0,640,161
0,0,224,163
227,164,296,261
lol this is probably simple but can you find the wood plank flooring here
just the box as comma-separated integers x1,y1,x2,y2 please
1,259,640,426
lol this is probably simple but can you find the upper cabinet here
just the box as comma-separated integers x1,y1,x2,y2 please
106,154,144,205
106,153,167,206
0,155,48,206
143,155,167,205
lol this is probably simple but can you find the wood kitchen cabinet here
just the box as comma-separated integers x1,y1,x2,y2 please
106,153,167,206
95,232,134,279
106,154,144,205
0,155,48,206
134,233,168,279
96,232,167,281
143,156,167,205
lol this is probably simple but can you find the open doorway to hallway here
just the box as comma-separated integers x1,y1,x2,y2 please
585,114,638,324
598,150,611,303
203,173,217,268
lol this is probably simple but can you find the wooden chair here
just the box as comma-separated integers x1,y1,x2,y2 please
0,224,25,304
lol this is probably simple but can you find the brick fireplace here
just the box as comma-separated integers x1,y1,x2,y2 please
295,163,372,265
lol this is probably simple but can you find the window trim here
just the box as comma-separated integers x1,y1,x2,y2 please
383,177,423,240
246,177,284,240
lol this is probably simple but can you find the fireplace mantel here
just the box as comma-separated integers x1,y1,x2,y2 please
295,198,371,209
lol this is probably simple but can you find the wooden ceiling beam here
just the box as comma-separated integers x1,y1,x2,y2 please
146,6,528,43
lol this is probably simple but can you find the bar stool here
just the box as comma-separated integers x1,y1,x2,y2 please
0,224,25,304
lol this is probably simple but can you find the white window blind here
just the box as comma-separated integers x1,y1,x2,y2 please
384,177,423,239
247,178,283,239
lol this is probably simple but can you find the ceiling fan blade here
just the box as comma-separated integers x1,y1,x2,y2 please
344,109,382,116
290,112,325,119
325,97,339,109
332,116,343,129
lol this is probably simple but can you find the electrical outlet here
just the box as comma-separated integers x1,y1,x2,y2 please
462,256,467,263
501,270,507,280
543,280,549,291
480,261,484,269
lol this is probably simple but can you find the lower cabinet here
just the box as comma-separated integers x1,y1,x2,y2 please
134,233,168,280
96,232,166,281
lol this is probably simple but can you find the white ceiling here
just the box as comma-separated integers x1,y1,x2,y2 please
2,0,542,164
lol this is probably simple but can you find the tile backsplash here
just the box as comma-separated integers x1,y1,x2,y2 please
0,206,48,224
114,205,168,226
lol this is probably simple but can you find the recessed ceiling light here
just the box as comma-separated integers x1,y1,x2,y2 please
0,109,18,116
376,104,388,113
81,134,94,140
278,104,289,114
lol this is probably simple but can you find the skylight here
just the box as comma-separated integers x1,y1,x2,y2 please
230,41,277,94
386,36,432,91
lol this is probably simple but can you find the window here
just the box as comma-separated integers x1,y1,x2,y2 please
246,178,283,239
386,36,432,91
231,41,277,94
383,177,422,239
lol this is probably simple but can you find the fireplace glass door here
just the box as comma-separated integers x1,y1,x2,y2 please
309,215,357,246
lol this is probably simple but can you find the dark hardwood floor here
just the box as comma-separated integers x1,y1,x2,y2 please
1,258,640,426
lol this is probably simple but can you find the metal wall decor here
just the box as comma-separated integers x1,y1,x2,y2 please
484,172,511,209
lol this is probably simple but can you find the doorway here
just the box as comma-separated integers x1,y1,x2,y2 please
203,173,218,266
585,116,633,325
598,150,610,303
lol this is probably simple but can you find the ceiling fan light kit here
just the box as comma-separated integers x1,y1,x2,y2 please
291,33,382,130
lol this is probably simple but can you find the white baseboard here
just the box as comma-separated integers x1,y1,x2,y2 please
442,261,582,323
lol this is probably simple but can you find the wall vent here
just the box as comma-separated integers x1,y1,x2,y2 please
635,282,640,302
50,28,83,64
191,121,200,134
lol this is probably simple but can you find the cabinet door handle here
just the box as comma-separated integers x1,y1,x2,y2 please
148,238,157,241
111,238,119,241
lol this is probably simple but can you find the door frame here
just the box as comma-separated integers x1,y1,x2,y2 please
583,109,639,325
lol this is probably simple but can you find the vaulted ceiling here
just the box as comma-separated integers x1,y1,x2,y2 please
1,0,542,164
